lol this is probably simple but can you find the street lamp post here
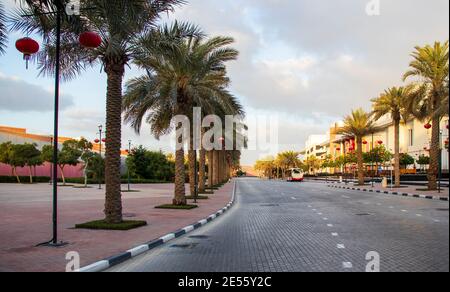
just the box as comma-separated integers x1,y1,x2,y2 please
97,125,103,190
128,140,132,192
18,2,101,248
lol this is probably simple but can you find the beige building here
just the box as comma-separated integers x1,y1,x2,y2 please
301,116,450,173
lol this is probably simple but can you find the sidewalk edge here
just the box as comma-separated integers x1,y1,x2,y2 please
76,181,238,272
327,183,449,202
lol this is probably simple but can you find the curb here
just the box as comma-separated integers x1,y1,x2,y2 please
327,183,449,202
77,181,238,272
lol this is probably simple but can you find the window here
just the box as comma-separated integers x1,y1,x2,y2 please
408,129,414,146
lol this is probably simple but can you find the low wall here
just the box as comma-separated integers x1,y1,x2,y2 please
0,162,84,178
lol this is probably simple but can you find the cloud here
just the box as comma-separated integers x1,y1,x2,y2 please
0,74,75,112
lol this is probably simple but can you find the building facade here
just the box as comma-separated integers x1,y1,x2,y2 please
301,116,450,174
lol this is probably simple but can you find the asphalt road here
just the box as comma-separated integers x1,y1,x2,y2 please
108,178,449,272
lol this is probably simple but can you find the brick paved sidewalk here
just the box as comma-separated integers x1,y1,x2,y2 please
327,181,449,199
0,182,233,272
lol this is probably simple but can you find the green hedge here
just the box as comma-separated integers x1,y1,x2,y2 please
0,176,172,184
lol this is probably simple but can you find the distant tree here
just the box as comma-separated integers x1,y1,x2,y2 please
399,153,415,169
321,155,335,170
86,153,105,184
77,138,94,187
305,155,321,175
20,143,42,183
126,146,174,181
0,142,14,177
41,140,82,185
9,144,30,183
417,155,430,171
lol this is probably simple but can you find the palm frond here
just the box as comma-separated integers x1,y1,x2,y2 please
0,2,7,55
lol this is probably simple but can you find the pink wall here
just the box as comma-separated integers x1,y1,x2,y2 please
0,162,84,178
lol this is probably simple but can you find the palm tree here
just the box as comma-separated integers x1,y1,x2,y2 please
371,86,412,187
338,108,379,186
403,41,449,190
276,151,300,179
11,0,187,223
123,23,243,205
0,2,7,55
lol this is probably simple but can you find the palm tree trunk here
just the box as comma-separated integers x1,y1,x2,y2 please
394,119,401,187
207,151,213,188
188,149,196,196
428,117,440,190
356,137,365,186
174,149,187,205
199,149,206,193
104,63,124,224
213,150,219,186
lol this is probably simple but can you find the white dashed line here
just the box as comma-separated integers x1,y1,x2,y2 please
291,197,297,200
318,213,323,215
401,210,408,213
337,244,346,249
389,206,394,209
416,214,423,217
323,218,328,221
327,224,334,227
434,219,441,223
332,233,339,237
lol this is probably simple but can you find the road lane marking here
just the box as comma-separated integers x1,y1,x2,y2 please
416,214,423,217
337,244,346,249
327,224,334,227
434,219,441,223
332,233,339,237
323,218,328,221
401,210,408,213
291,197,297,200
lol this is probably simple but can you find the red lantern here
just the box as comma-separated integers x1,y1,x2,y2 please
79,32,102,49
377,141,383,145
424,123,432,130
336,147,341,151
94,139,100,143
362,141,368,145
102,138,106,143
16,37,40,69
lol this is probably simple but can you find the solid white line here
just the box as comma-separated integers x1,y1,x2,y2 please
161,234,176,243
77,260,110,273
127,245,149,257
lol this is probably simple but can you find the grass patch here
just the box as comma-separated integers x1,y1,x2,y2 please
75,220,147,231
185,195,209,200
200,190,214,195
155,204,198,210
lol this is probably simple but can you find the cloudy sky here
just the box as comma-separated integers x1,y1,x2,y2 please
0,0,448,165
